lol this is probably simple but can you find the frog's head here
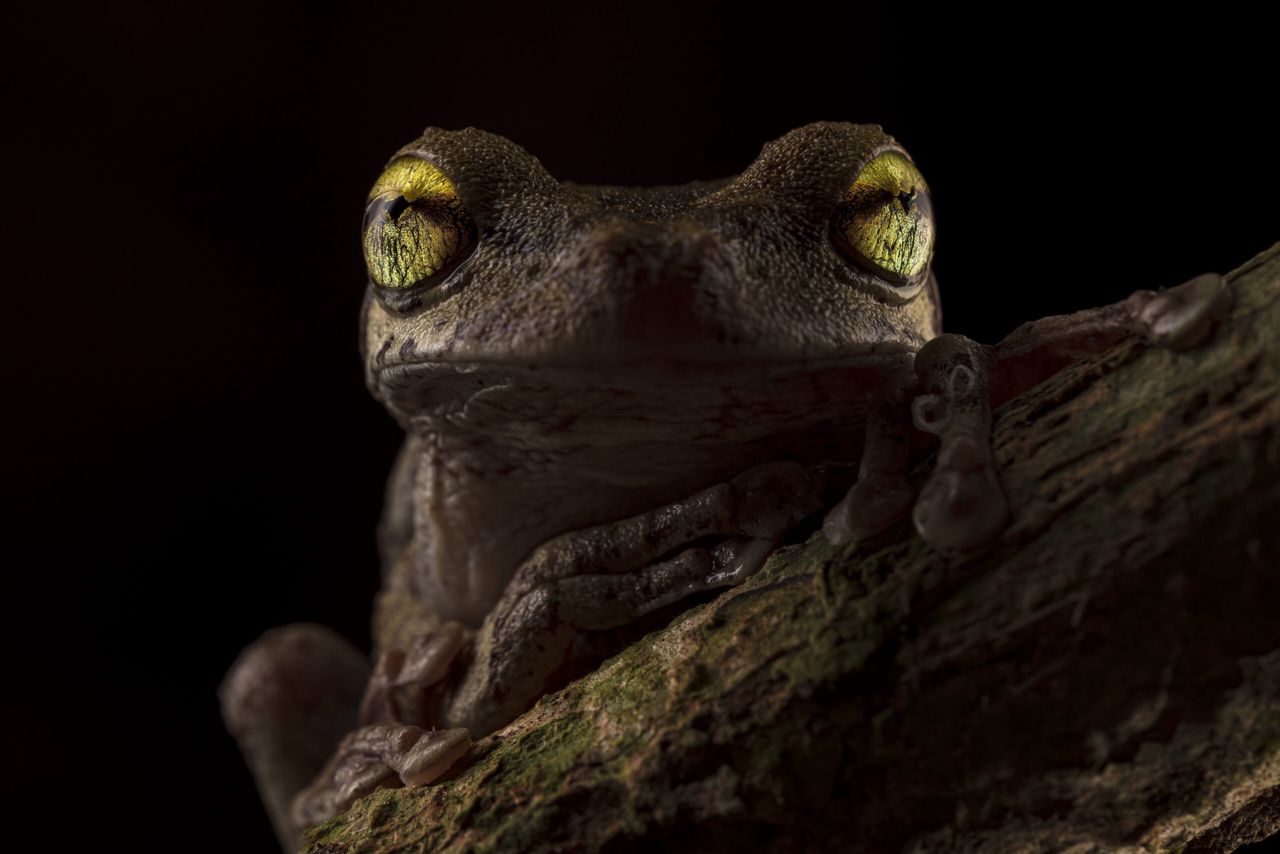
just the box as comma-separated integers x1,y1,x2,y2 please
359,122,941,417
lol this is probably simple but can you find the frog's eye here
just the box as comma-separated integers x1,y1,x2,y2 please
362,156,476,292
830,151,934,285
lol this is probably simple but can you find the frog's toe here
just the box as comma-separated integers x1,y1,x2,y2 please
291,750,397,830
912,460,1009,554
1133,272,1231,351
386,726,472,786
822,472,914,546
291,724,472,831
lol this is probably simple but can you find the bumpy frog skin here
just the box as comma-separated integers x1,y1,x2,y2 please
220,122,1231,850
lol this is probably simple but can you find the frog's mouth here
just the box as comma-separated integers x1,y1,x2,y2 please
373,349,917,445
377,348,914,396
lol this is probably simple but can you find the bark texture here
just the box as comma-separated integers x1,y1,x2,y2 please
305,244,1280,853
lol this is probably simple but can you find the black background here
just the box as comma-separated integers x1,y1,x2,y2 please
7,3,1277,851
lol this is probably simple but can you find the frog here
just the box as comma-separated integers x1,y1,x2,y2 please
219,121,1231,851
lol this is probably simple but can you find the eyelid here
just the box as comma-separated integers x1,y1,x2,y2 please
367,156,461,205
844,150,927,198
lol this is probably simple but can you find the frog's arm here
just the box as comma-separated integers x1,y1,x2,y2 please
444,460,827,737
821,388,915,545
909,272,1231,553
221,435,473,849
281,460,827,832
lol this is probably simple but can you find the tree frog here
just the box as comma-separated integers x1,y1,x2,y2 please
220,122,1230,849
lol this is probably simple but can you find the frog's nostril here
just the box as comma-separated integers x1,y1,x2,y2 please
576,222,725,287
565,221,732,356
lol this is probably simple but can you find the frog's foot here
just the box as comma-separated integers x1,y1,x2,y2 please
911,334,1009,554
1127,272,1231,351
446,461,825,735
219,623,370,852
290,723,471,830
358,621,470,726
910,430,1009,554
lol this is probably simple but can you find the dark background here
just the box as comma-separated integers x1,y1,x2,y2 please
7,3,1276,850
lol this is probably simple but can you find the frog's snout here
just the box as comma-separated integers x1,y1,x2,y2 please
564,220,737,358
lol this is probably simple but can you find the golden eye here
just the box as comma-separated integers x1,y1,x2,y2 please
362,157,476,290
830,151,934,284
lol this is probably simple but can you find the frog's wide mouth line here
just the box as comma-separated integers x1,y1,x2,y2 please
372,349,919,430
374,346,917,393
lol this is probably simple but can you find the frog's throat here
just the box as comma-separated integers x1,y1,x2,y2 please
395,355,915,625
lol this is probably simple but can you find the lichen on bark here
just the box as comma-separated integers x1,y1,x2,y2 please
306,244,1280,853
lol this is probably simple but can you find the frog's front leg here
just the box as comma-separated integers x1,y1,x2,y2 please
910,272,1231,553
445,461,826,737
822,389,915,545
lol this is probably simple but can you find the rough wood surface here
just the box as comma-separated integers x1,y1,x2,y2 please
305,244,1280,853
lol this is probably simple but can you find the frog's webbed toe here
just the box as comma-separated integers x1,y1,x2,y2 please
910,334,1009,554
910,434,1009,553
291,724,471,831
1128,272,1231,351
291,749,396,830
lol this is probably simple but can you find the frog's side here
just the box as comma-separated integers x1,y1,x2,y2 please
220,123,1230,850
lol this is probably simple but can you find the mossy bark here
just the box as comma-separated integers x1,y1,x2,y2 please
306,245,1280,853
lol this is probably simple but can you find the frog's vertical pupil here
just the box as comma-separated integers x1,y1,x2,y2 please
363,159,478,295
830,151,934,284
386,195,412,221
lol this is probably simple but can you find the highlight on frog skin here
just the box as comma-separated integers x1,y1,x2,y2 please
362,156,476,300
830,150,935,286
